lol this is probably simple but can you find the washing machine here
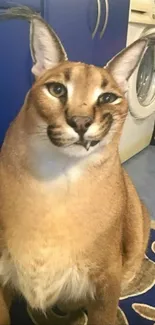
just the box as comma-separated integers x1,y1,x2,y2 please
119,0,155,162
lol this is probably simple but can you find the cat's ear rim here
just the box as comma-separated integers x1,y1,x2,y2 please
30,17,68,77
105,38,148,92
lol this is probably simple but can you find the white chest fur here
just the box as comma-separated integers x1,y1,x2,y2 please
0,246,95,311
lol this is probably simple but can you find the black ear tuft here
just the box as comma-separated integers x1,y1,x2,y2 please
0,6,68,76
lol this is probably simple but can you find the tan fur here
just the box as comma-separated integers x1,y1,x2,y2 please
0,12,150,324
0,61,150,325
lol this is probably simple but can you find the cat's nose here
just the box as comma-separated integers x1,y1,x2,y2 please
68,116,93,135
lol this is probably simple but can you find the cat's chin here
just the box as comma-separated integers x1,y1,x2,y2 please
59,142,101,158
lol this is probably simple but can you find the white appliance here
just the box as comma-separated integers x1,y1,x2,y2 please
119,0,155,162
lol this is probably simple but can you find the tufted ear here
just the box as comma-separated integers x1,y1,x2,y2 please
30,18,68,77
106,39,148,92
0,6,68,77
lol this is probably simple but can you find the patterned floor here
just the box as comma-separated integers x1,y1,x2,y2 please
118,222,155,325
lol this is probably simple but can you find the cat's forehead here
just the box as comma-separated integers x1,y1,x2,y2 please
37,61,114,88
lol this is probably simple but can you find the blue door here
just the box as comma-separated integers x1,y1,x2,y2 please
0,0,41,146
43,0,130,67
92,0,130,67
43,0,96,64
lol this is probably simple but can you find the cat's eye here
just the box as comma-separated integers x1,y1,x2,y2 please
98,93,119,105
47,82,67,98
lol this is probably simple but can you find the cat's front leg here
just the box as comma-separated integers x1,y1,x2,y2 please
87,267,121,325
0,286,12,325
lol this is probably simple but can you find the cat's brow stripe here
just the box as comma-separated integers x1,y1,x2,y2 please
101,79,108,88
64,69,71,81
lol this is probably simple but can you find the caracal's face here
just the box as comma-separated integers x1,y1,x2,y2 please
29,61,127,158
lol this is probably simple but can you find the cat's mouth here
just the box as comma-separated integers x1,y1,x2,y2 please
75,139,100,151
47,125,101,150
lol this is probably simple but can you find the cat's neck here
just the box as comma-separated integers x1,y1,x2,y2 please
28,139,84,181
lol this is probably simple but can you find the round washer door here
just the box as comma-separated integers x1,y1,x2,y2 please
127,29,155,118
